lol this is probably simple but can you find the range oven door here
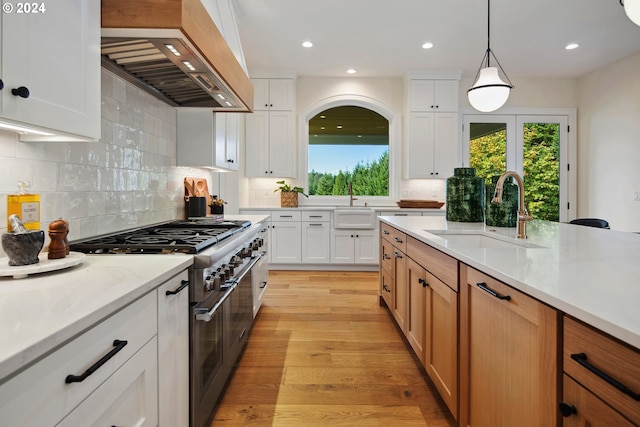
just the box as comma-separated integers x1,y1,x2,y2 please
191,288,232,427
227,253,261,362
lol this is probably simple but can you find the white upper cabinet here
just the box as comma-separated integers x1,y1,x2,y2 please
252,79,294,111
0,0,100,141
405,75,461,179
177,109,240,171
409,80,458,112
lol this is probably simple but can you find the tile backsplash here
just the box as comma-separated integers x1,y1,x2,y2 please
0,69,212,255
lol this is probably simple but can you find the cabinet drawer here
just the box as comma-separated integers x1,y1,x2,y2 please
407,236,458,291
380,267,394,308
563,316,640,425
561,374,635,427
380,222,407,252
57,337,158,427
271,210,302,221
302,211,331,222
0,292,157,427
380,238,395,275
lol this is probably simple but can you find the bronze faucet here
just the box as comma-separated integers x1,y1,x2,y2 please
348,182,358,207
491,171,533,239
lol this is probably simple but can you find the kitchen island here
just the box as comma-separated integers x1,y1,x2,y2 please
379,215,640,426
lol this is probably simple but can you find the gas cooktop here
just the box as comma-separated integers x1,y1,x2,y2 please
70,219,251,254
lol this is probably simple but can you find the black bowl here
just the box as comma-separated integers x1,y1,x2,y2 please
2,230,45,266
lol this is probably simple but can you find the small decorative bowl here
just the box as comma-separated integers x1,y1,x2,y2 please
2,230,45,266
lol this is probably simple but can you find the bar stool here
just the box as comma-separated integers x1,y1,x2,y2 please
568,218,610,229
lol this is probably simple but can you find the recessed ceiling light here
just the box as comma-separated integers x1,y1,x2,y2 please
302,40,313,48
422,42,434,49
565,43,579,50
337,125,343,129
320,115,326,119
347,68,356,74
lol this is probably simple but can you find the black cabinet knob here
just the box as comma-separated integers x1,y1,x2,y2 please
0,79,4,90
559,402,577,417
11,86,29,98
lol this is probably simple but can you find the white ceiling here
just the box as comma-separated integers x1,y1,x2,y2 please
233,0,640,80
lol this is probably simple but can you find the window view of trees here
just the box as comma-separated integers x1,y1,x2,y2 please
308,105,389,196
469,123,559,221
308,150,389,195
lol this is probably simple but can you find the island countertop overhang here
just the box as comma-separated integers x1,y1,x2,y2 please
378,215,640,350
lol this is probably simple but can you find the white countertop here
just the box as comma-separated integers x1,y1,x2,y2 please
240,205,445,212
0,254,193,382
379,215,640,350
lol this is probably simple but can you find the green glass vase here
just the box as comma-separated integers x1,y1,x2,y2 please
485,175,519,227
446,168,485,222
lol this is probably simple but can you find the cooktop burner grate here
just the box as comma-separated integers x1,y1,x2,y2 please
69,219,251,254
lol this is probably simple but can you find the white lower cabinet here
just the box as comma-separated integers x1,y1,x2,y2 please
271,221,302,263
0,269,190,427
157,272,190,427
57,337,158,427
302,211,331,263
331,229,377,264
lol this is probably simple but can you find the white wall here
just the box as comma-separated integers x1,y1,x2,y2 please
0,70,214,256
576,51,640,232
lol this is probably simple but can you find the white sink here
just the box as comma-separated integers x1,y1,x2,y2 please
334,207,376,229
425,230,545,249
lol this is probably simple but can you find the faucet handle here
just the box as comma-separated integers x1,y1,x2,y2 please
520,202,533,221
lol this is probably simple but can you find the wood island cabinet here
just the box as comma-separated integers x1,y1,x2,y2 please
561,316,640,426
380,223,407,332
459,265,559,427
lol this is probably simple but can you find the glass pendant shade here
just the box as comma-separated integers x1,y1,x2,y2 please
467,67,512,112
624,0,640,26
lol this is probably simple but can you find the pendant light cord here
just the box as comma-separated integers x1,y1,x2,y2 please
487,0,491,67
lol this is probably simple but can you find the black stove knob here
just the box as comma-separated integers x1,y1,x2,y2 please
241,247,252,257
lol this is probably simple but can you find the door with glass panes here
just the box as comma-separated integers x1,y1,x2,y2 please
462,114,571,222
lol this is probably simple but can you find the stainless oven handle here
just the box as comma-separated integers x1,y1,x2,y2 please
234,253,263,283
194,284,236,322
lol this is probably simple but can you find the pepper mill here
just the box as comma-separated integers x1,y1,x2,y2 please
48,219,69,259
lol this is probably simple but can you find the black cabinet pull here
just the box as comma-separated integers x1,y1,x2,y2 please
166,279,189,295
476,282,511,301
227,159,234,163
393,251,402,259
418,278,429,287
260,281,267,289
383,253,391,260
393,237,403,243
65,340,128,384
11,86,29,98
570,353,640,401
382,230,390,235
382,284,391,293
0,79,3,90
558,402,577,417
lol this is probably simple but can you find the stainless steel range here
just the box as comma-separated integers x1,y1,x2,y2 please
70,217,269,427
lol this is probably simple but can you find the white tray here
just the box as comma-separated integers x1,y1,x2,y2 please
0,252,86,279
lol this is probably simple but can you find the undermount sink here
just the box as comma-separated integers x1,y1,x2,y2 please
333,207,376,229
425,230,545,249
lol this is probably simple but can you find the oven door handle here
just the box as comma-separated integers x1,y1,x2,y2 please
194,284,236,322
234,253,263,283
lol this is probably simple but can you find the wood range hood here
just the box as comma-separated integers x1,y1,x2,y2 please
101,0,253,111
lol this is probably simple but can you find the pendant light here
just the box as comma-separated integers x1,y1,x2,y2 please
467,0,513,112
621,0,640,26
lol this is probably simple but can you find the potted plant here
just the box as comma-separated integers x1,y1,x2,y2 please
208,195,226,215
274,180,308,207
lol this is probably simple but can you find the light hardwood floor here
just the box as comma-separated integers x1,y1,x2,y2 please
211,271,457,427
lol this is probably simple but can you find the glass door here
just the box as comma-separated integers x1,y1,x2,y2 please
463,113,571,223
516,116,568,222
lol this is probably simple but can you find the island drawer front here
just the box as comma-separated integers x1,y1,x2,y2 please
380,238,395,275
271,211,302,221
380,267,394,308
380,222,406,252
562,374,635,427
407,236,458,291
302,211,331,222
563,316,640,425
0,291,157,427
